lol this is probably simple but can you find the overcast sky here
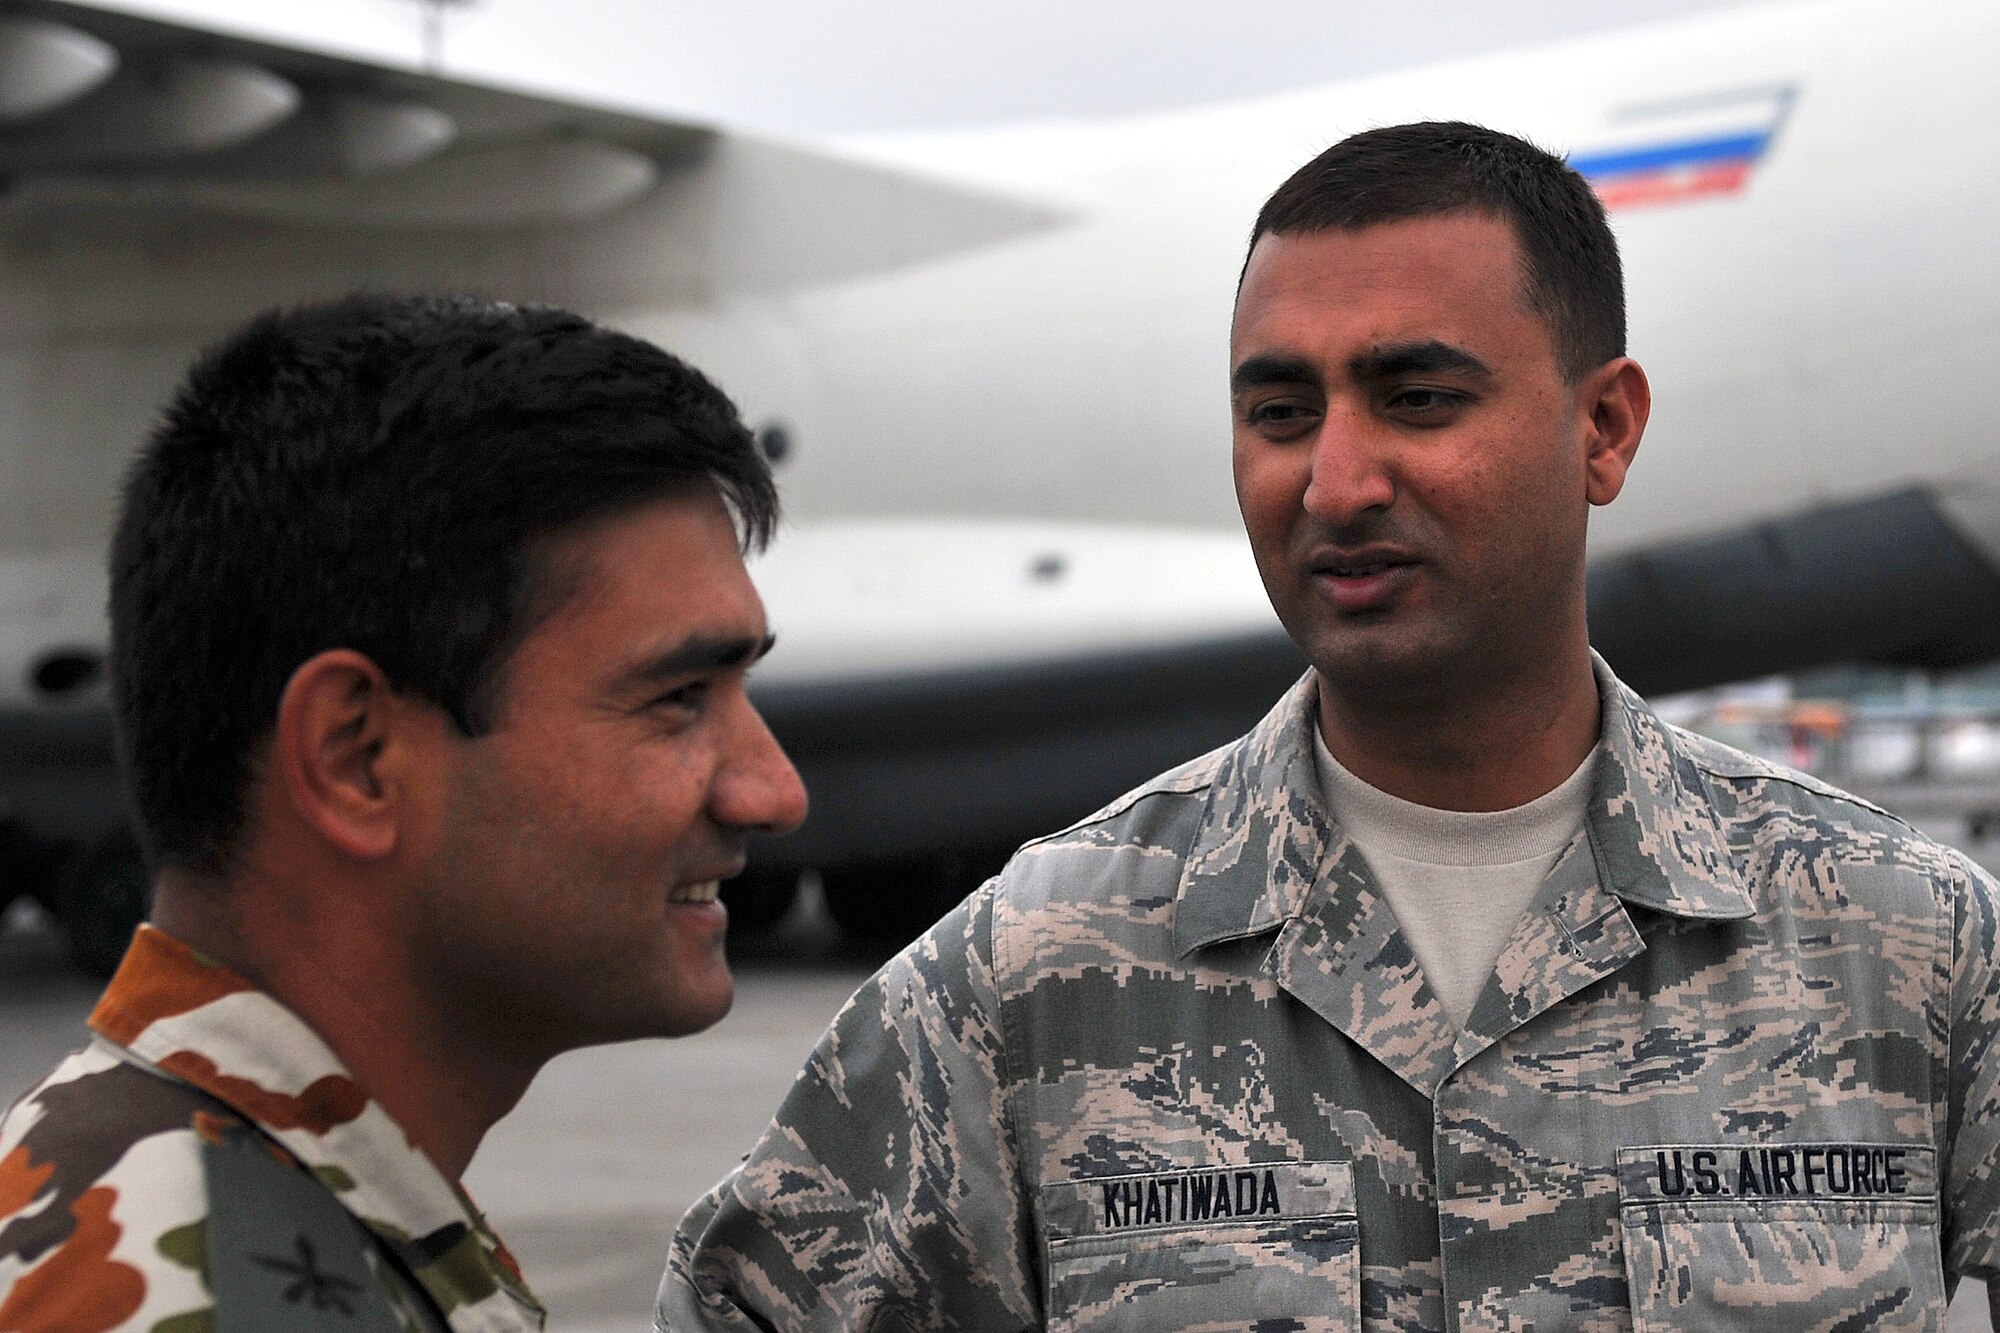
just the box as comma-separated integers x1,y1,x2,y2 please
93,0,1762,135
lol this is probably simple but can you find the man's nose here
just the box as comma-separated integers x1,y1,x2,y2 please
714,694,809,836
1301,407,1395,527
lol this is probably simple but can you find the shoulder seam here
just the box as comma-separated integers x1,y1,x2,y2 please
1017,778,1216,853
1684,749,1908,829
985,887,1030,1220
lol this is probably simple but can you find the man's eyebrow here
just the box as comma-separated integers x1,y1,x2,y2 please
1351,340,1494,381
1230,354,1320,394
616,633,777,688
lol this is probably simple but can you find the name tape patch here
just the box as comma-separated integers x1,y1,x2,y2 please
1040,1160,1356,1241
1618,1143,1936,1203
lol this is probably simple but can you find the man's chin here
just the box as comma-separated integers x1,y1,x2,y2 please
650,962,736,1039
658,986,734,1039
1299,622,1445,692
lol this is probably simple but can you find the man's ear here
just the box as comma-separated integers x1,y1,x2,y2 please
1580,356,1651,507
272,650,426,862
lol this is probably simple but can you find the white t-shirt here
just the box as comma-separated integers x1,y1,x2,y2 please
1313,730,1596,1030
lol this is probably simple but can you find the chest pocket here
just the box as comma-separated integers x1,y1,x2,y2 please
1617,1143,1946,1332
1039,1160,1359,1332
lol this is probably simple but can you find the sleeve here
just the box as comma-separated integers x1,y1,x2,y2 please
1943,850,2000,1323
0,1051,215,1333
657,884,1041,1332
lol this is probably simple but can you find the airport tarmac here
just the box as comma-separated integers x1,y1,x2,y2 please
2,888,1994,1332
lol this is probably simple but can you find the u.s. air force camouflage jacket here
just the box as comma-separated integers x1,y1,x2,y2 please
0,925,543,1333
664,657,2000,1332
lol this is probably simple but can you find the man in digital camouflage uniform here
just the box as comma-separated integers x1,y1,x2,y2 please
661,123,2000,1330
0,294,807,1332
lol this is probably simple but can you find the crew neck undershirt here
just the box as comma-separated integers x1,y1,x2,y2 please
1312,730,1597,1030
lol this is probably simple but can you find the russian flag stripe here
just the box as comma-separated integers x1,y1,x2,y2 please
1572,85,1793,209
1571,130,1771,180
1590,161,1754,210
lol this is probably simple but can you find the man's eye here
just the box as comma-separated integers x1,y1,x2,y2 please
1244,400,1320,434
1388,387,1463,415
653,681,710,712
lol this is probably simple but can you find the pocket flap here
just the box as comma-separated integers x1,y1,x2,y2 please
1615,1142,1945,1330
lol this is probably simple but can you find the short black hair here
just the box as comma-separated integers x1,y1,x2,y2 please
1248,121,1624,380
111,292,778,874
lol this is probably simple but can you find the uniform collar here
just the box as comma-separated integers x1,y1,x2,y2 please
89,925,544,1333
1581,651,1756,920
1173,652,1754,958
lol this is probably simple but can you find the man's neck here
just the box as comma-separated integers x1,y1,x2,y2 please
150,863,539,1182
1316,646,1602,813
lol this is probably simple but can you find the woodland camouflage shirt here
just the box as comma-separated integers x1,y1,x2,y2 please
664,657,2000,1331
0,926,543,1333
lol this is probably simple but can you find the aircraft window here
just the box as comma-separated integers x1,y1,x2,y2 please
757,422,793,465
31,648,104,698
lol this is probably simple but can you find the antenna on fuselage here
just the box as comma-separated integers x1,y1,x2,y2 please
397,0,479,75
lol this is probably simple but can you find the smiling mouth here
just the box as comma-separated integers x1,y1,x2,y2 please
667,880,720,904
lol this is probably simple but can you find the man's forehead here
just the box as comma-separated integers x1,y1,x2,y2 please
530,486,737,607
540,482,733,563
514,489,763,663
1244,206,1522,265
1232,214,1540,359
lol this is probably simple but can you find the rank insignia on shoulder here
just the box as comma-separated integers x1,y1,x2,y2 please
202,1133,410,1332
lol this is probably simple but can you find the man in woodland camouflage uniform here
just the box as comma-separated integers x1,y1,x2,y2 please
661,123,2000,1330
0,294,806,1331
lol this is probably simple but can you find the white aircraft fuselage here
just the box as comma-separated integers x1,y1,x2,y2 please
636,0,1998,553
1,0,1995,949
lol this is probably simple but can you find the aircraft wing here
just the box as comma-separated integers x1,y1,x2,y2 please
0,1,1063,309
